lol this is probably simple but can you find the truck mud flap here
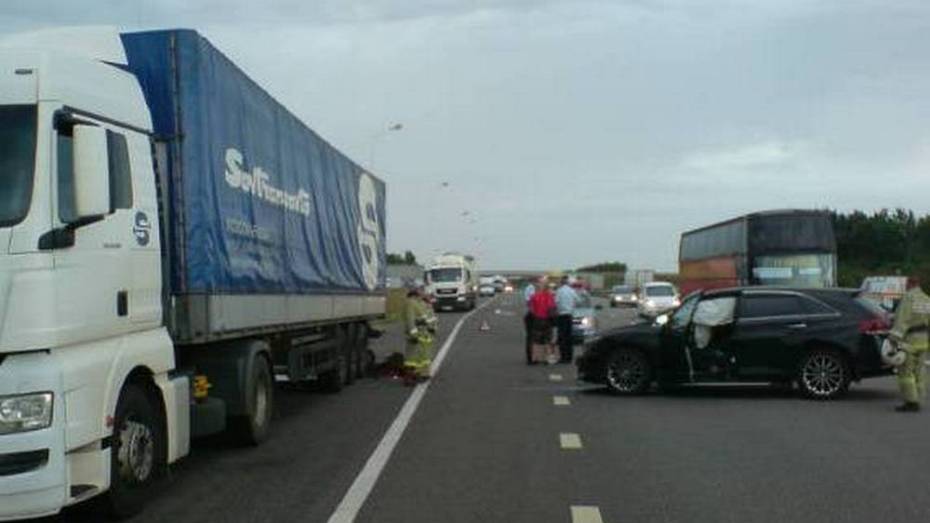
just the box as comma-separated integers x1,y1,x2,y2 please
191,397,226,438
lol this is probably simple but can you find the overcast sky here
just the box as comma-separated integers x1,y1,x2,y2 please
6,1,930,270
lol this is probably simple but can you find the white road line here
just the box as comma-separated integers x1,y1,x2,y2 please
571,505,604,523
549,373,563,382
553,395,571,406
560,433,583,450
326,298,496,523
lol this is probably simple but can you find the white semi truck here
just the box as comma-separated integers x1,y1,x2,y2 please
425,253,478,311
0,28,386,519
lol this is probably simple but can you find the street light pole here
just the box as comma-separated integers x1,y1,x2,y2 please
367,122,403,171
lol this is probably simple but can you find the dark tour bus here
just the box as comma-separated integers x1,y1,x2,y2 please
678,210,837,295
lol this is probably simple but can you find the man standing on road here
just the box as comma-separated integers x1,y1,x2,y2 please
889,279,930,412
523,280,537,365
555,276,579,363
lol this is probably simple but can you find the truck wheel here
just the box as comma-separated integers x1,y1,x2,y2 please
355,324,369,379
344,325,357,385
231,354,274,445
797,349,850,400
320,352,346,393
605,349,652,395
105,382,166,518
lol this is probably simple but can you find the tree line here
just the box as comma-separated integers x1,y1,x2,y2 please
833,209,930,287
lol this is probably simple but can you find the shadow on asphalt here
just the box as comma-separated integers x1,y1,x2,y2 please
579,383,899,401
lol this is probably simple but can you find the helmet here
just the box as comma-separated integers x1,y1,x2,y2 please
881,339,907,367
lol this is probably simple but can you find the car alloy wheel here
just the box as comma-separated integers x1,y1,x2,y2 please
606,350,650,394
799,350,848,399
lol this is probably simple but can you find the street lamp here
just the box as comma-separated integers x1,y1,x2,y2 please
368,122,403,170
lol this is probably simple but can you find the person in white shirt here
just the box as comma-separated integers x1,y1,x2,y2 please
554,276,579,363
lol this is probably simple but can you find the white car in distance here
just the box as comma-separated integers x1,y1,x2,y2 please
637,282,680,318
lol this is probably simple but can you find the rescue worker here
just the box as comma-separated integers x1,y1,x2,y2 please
403,287,437,385
889,279,930,412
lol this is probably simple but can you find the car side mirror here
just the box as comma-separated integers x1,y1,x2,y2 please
654,314,669,327
72,125,111,219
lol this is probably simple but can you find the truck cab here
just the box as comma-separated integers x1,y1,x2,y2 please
0,31,187,520
425,253,478,311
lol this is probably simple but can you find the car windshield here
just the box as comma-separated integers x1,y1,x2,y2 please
429,268,462,283
0,105,37,227
575,294,592,308
670,293,700,329
613,286,633,293
645,286,675,297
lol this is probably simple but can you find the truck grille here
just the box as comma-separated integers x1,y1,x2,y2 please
0,449,49,476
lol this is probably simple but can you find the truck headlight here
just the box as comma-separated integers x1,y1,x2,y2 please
0,392,54,434
580,317,591,327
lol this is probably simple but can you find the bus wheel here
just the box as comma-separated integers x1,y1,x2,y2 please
105,382,166,518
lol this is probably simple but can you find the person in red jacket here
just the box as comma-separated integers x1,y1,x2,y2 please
528,283,557,364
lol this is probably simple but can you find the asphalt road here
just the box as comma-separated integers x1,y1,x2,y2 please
52,293,930,523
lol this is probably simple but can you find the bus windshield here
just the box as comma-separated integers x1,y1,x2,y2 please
752,253,836,287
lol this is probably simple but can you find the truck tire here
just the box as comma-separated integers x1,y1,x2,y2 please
344,324,357,385
230,354,274,446
104,382,166,518
320,355,345,393
355,324,369,379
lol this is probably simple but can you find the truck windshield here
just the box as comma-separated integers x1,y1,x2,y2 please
430,268,463,283
0,105,37,227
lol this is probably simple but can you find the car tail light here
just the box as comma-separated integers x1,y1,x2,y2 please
859,316,890,335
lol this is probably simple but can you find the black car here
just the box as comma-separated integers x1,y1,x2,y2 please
577,287,892,399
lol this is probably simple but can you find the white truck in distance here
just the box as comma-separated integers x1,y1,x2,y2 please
425,253,478,311
0,28,385,520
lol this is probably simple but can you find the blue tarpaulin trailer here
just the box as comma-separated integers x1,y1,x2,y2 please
121,30,386,343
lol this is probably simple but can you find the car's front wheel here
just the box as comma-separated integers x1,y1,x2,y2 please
605,349,652,395
797,349,850,400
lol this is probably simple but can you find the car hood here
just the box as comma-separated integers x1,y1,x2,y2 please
644,296,677,304
573,307,595,318
598,321,661,342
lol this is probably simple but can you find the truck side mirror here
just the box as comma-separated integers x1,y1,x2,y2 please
73,125,110,219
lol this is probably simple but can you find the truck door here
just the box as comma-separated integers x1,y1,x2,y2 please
52,119,158,342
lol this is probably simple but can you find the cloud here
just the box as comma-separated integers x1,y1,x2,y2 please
682,141,796,171
3,1,930,271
